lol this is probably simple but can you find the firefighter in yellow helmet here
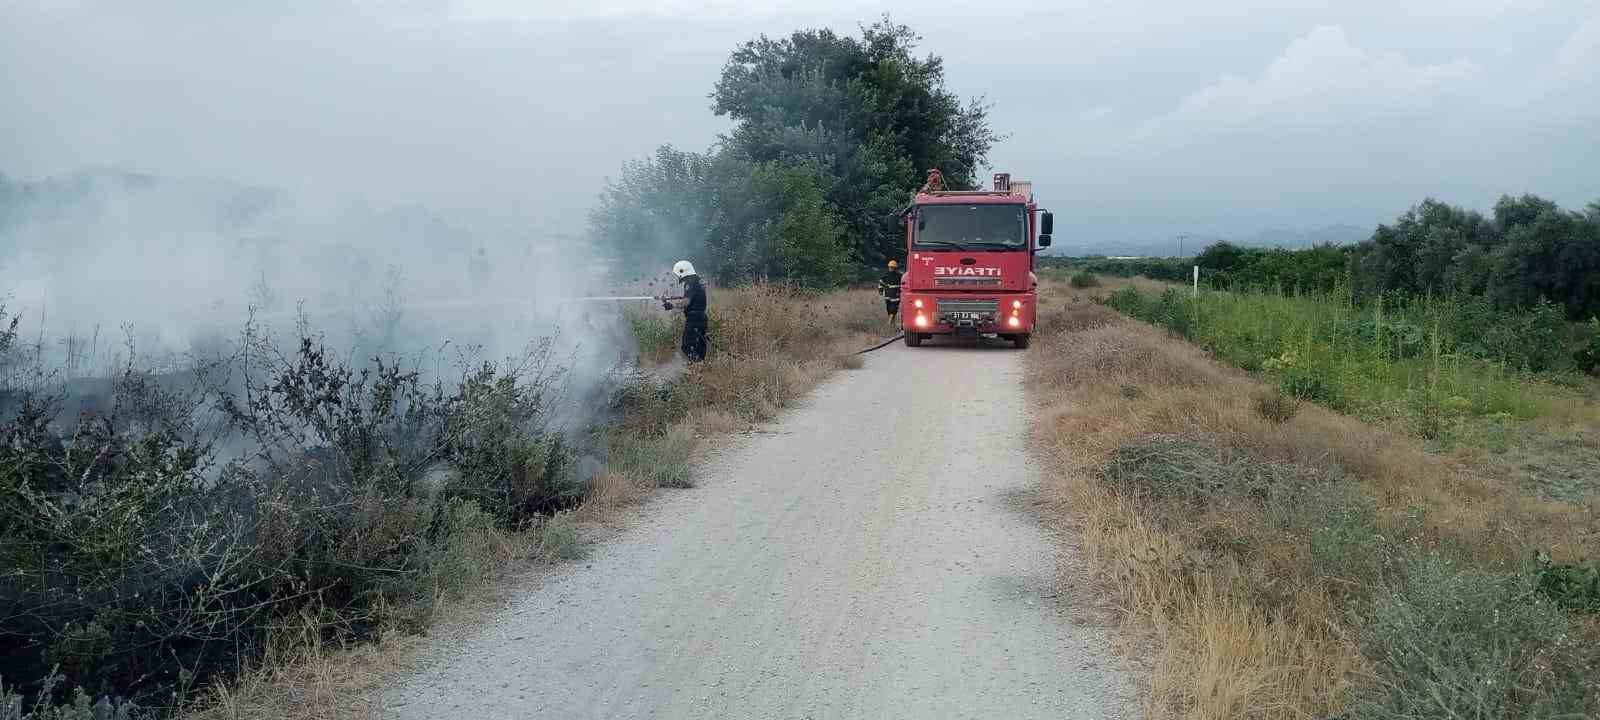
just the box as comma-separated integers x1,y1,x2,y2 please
878,259,902,329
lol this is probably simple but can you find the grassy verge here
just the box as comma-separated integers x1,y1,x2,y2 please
1099,281,1600,502
1027,280,1599,719
585,283,883,508
176,283,884,719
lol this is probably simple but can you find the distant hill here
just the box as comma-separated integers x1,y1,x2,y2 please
1240,224,1368,249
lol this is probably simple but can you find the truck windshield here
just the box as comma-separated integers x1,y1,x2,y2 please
914,204,1026,250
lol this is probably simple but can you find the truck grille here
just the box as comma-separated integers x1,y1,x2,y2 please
934,277,1002,287
936,298,999,323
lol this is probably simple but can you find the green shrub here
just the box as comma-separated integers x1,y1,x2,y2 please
537,513,585,561
1294,485,1390,596
608,422,695,489
1279,369,1344,409
626,306,679,360
1068,271,1099,288
0,325,574,710
1577,318,1600,375
1535,552,1600,613
1354,555,1598,719
1103,287,1148,319
424,498,506,599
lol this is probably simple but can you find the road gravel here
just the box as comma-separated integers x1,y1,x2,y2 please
383,340,1135,719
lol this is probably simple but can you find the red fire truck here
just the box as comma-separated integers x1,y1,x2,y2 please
898,170,1053,348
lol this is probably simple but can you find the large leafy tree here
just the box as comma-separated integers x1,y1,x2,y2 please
588,145,715,277
712,19,997,268
1344,194,1600,320
591,18,998,285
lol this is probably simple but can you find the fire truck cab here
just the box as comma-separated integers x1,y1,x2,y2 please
898,170,1052,348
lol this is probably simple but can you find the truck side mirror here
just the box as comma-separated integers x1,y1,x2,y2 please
1038,234,1053,248
1041,212,1054,235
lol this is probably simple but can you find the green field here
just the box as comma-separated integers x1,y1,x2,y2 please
1101,283,1600,500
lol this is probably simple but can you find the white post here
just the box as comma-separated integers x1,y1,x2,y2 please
1192,265,1199,297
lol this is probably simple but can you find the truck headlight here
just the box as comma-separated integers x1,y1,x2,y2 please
1012,299,1022,309
1008,316,1021,328
913,299,923,309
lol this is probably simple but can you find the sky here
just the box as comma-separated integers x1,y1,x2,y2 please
2,0,1597,244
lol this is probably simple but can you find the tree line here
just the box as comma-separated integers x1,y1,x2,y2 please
1183,194,1600,323
1061,193,1600,374
589,19,999,287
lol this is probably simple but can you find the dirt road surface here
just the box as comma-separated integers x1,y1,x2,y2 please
383,341,1135,719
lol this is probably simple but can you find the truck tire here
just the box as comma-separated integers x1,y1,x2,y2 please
904,332,923,347
1012,333,1031,349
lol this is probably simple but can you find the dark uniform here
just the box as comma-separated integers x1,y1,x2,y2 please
680,275,708,362
879,269,902,320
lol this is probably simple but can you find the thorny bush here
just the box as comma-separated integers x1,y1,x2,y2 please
0,308,578,715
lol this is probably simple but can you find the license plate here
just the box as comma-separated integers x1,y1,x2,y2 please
955,312,982,320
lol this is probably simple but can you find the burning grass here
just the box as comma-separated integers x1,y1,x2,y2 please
1026,282,1600,719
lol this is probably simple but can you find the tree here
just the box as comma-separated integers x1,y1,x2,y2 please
591,17,999,286
712,18,998,270
588,145,715,276
1346,194,1600,320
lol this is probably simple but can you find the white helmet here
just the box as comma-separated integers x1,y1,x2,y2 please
672,260,696,279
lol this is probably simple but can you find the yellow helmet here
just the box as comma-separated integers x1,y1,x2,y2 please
887,260,899,269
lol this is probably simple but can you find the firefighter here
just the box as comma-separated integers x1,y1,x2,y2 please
879,259,902,328
659,260,708,362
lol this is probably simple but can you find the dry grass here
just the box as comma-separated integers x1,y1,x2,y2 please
1026,282,1600,718
191,283,889,719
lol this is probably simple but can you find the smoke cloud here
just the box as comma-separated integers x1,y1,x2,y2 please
0,3,703,425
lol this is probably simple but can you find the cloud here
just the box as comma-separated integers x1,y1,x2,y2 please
1150,26,1477,138
2,0,1596,251
1532,12,1600,112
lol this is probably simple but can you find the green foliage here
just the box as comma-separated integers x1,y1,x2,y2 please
588,146,715,273
625,307,679,362
1279,368,1345,409
1350,194,1600,321
1068,270,1099,288
1196,241,1350,293
1068,191,1600,328
1536,552,1600,613
1099,286,1583,440
1579,319,1600,375
704,159,853,286
537,513,585,562
592,18,998,286
1058,256,1191,282
1354,555,1598,720
436,363,581,526
0,326,574,711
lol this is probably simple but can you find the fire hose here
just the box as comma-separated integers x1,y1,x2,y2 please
565,296,904,356
855,333,904,355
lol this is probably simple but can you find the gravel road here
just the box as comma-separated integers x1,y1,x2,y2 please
383,340,1135,719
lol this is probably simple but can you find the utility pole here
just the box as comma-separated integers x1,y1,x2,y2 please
1177,234,1189,258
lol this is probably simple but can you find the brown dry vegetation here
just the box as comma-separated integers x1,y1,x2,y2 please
186,284,885,719
1026,280,1599,719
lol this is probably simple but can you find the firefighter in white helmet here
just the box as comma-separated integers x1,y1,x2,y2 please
659,260,708,362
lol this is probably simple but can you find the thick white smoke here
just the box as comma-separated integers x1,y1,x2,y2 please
0,169,641,425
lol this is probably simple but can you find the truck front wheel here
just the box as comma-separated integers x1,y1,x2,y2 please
1012,333,1031,349
904,332,923,347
